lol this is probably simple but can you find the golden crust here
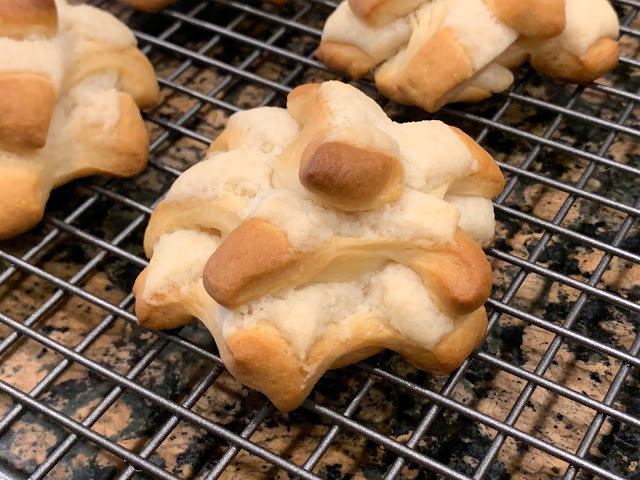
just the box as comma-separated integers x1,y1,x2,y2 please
413,229,494,316
0,164,46,240
203,218,302,309
314,41,379,80
529,37,620,84
486,0,566,39
580,39,621,81
0,73,56,152
448,127,506,198
286,83,322,116
0,0,57,39
375,28,475,113
299,141,404,212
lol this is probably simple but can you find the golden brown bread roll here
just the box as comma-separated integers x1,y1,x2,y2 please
0,0,58,39
317,0,620,112
0,0,159,239
134,81,504,411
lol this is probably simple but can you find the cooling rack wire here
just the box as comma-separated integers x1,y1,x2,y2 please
0,0,638,479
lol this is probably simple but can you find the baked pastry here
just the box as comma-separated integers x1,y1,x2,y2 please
134,81,504,411
0,0,159,239
316,0,620,112
118,0,290,13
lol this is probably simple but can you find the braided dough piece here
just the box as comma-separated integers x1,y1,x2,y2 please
0,0,159,239
317,0,619,112
135,81,504,411
118,0,290,13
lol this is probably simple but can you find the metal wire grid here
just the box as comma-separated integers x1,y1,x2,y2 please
0,0,637,478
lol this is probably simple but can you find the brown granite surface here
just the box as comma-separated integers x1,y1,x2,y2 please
0,0,638,479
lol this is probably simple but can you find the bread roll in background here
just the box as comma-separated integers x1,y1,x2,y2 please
317,0,620,112
0,0,159,239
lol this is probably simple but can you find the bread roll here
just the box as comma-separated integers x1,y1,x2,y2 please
0,0,159,239
317,0,620,112
135,81,505,411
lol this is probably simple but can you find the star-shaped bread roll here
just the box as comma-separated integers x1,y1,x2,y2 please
119,0,290,13
0,0,159,239
316,0,620,112
134,81,505,411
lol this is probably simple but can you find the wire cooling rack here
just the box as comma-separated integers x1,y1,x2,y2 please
0,0,638,478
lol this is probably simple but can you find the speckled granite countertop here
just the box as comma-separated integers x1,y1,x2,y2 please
0,1,638,479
